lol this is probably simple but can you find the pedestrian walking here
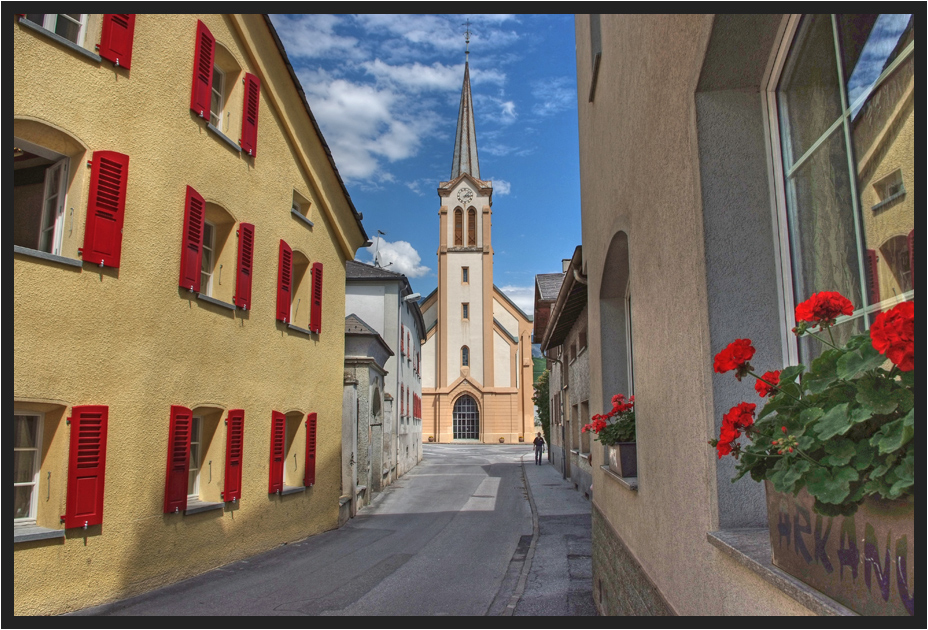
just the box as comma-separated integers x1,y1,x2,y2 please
533,432,545,465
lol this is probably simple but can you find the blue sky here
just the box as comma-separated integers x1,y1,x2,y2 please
270,14,582,314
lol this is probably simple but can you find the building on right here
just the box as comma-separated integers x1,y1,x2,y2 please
574,14,914,615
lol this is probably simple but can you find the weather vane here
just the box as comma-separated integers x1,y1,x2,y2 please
463,19,471,61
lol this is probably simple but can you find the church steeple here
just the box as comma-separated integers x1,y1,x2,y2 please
450,28,480,180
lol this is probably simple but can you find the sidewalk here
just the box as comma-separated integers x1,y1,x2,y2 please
514,453,597,616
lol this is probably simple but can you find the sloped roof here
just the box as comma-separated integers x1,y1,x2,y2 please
451,62,480,180
536,273,566,302
346,260,406,281
345,313,378,335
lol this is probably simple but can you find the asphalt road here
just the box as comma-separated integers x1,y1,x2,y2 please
76,444,534,616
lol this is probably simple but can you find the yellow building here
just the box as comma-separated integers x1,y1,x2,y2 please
13,14,367,615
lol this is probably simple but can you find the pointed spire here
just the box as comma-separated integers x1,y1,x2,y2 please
450,33,479,180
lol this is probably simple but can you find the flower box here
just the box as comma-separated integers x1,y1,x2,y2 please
608,443,637,478
765,481,914,616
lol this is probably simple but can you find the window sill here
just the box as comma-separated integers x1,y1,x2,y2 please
184,499,224,515
871,189,905,212
206,123,243,153
281,485,304,496
291,208,315,228
287,323,314,336
600,465,638,491
196,293,236,311
14,523,65,544
707,529,856,616
15,245,84,269
339,495,351,506
18,18,103,64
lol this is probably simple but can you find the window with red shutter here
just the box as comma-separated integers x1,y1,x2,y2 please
240,73,261,157
269,412,285,494
179,186,205,292
190,20,215,118
234,223,255,309
163,406,192,514
81,151,129,268
277,240,293,322
310,262,324,333
63,406,108,529
865,249,881,307
98,14,135,69
304,413,317,487
223,409,244,503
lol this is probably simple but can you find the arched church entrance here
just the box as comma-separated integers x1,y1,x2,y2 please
452,395,479,440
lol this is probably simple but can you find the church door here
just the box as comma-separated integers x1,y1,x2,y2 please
452,395,479,440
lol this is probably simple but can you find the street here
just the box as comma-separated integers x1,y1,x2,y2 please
75,444,594,616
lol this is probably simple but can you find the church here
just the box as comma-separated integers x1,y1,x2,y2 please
419,56,535,444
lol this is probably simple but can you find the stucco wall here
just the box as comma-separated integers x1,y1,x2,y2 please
576,13,822,616
14,14,365,615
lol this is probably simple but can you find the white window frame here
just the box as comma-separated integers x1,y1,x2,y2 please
763,14,915,365
35,14,87,46
200,221,216,297
14,137,69,257
210,66,225,129
188,416,203,500
14,411,44,524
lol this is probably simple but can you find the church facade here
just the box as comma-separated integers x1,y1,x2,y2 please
420,62,534,444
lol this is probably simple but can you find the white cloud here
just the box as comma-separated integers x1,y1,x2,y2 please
498,285,535,315
362,59,462,92
531,76,576,117
362,237,431,278
489,178,511,195
271,15,364,60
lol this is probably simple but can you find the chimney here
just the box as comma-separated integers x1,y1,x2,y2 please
562,259,571,273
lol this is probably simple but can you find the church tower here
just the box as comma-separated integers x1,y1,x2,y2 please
419,42,534,444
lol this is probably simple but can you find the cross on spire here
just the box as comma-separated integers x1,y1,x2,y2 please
463,19,471,60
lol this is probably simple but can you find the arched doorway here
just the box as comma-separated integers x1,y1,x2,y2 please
452,395,479,440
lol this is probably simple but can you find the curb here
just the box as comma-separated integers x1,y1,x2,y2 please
500,454,540,616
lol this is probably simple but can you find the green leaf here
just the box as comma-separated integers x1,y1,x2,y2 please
893,387,915,414
813,403,851,440
899,370,915,389
800,407,825,427
837,342,887,380
778,365,806,386
847,405,873,426
852,441,875,471
758,396,787,421
798,435,817,451
888,451,915,497
806,466,859,504
822,439,856,466
769,458,810,494
779,383,802,401
855,374,900,416
872,410,915,455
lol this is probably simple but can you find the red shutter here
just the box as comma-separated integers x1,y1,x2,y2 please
190,20,215,118
163,406,192,514
98,14,135,69
908,230,914,290
178,186,205,292
223,409,244,503
310,262,324,333
304,413,317,487
865,249,881,307
401,327,405,356
277,240,293,322
240,73,261,157
269,412,285,494
81,151,129,268
234,223,255,309
63,406,108,529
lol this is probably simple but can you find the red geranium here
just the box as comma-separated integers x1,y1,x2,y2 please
713,339,756,380
795,291,854,327
715,402,756,459
871,301,915,372
754,370,781,398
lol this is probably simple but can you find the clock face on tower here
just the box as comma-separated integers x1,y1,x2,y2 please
457,187,474,205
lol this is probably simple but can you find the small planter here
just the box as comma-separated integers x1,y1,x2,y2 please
607,442,637,478
764,481,914,616
499,437,505,443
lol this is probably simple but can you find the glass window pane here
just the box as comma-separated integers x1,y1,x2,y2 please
778,15,845,168
54,14,82,43
14,451,37,484
839,14,913,115
14,486,34,520
14,415,38,448
798,316,866,361
784,129,862,309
